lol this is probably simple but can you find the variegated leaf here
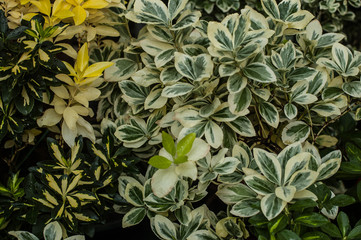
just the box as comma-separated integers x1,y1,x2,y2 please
281,121,310,145
283,152,311,184
231,199,260,218
228,87,252,114
342,81,361,98
204,120,223,148
225,116,256,137
161,83,194,98
311,103,341,117
216,184,257,204
208,21,234,51
227,73,247,93
152,215,177,240
43,222,62,240
175,53,213,81
171,10,201,30
160,66,183,84
132,0,170,26
284,103,297,120
244,174,276,195
122,207,146,228
168,0,188,19
145,88,167,110
261,193,286,220
258,102,279,128
243,63,276,83
288,170,318,191
261,0,280,19
155,49,176,68
317,158,341,181
275,186,296,202
253,148,282,184
104,58,138,82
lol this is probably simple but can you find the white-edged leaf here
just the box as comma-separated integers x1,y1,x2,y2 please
261,193,286,221
208,21,234,51
275,186,296,202
311,103,341,117
162,83,194,98
171,10,201,30
258,102,279,128
228,87,252,114
281,121,310,145
216,184,257,204
342,81,361,98
317,158,341,181
152,214,177,240
104,58,138,82
283,152,311,184
132,0,170,26
204,120,223,148
225,116,256,137
231,199,260,218
284,103,297,120
243,63,276,83
43,222,62,240
122,207,146,228
288,170,318,191
175,53,213,81
253,148,282,184
145,88,167,109
244,174,276,195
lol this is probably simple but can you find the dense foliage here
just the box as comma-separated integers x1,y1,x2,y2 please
0,0,360,239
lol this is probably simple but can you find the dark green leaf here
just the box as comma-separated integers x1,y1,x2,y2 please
295,213,329,227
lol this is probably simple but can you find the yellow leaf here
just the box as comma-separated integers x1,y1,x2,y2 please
30,0,51,16
66,0,82,6
67,174,82,193
63,107,79,130
75,42,89,73
72,5,87,25
54,10,75,20
82,0,109,9
23,13,38,21
95,25,120,37
83,62,113,78
43,189,58,205
66,196,79,208
37,108,62,127
46,174,62,195
50,85,70,99
39,49,50,62
62,62,77,77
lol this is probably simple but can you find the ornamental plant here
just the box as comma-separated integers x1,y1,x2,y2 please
0,0,361,239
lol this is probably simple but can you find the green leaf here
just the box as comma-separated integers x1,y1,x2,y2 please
152,215,177,240
348,226,361,239
175,53,213,81
122,207,146,228
277,230,301,240
104,58,138,82
320,223,342,238
342,81,361,98
177,133,196,156
43,222,62,240
174,155,188,164
328,194,355,207
295,213,329,227
258,102,279,128
337,212,351,237
302,231,331,240
281,121,310,145
243,63,276,83
261,193,286,220
268,214,288,234
148,156,172,169
0,11,8,34
132,0,170,26
162,131,176,156
15,89,34,115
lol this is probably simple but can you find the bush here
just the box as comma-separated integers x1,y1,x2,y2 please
0,0,361,239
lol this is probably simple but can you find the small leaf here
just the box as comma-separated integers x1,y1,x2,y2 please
177,133,196,157
162,131,176,156
148,156,172,169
